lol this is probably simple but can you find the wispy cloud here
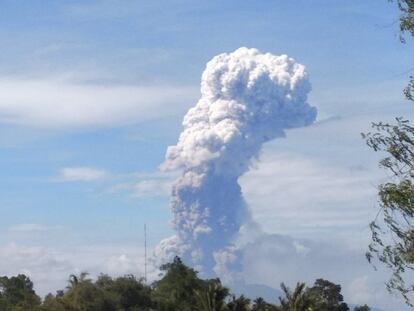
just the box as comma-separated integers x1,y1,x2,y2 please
0,243,151,297
8,224,64,234
240,233,407,310
0,77,197,129
133,179,172,198
108,171,175,198
58,167,110,182
240,152,378,237
54,165,175,196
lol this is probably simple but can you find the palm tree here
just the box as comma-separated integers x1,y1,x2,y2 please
276,282,312,311
253,297,276,311
227,294,251,311
194,281,229,311
66,272,90,290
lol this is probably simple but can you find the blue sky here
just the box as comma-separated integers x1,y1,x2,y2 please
1,1,414,310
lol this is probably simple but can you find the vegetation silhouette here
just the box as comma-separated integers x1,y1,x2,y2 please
363,0,414,305
0,256,370,311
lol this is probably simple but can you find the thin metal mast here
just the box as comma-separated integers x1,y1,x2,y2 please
144,223,147,283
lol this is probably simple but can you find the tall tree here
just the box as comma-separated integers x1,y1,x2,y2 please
0,275,41,311
153,256,206,311
95,274,154,310
59,272,117,311
363,0,414,305
354,305,370,311
252,297,276,311
227,295,251,311
276,282,311,311
305,279,349,311
364,119,414,305
392,0,414,42
194,279,229,311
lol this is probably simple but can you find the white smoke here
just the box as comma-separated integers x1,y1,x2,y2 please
156,47,317,277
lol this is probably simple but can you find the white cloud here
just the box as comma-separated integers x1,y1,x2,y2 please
0,243,72,296
108,171,176,198
0,77,197,129
0,243,151,297
58,167,110,182
240,152,378,238
8,224,64,234
133,179,172,198
239,233,410,310
348,276,373,306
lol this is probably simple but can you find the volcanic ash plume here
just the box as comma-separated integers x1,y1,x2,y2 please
157,47,317,276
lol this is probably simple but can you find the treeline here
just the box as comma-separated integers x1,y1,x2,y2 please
0,256,371,311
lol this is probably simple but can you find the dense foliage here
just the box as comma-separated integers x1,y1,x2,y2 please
363,118,414,305
361,0,414,306
0,257,370,311
391,0,414,42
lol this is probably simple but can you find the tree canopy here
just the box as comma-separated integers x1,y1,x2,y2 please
392,0,414,42
0,258,371,311
363,0,414,306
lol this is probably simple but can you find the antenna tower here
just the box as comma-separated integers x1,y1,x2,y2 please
144,223,147,283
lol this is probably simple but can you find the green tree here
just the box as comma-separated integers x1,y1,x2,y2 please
363,0,414,306
39,274,154,311
276,282,311,311
0,267,369,311
305,279,349,311
96,274,154,310
59,272,117,311
226,294,251,311
153,256,206,311
391,0,414,42
252,297,276,311
353,305,370,311
194,279,229,311
40,293,65,311
364,119,414,305
0,275,41,311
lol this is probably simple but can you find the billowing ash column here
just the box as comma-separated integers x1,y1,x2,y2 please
157,47,317,277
